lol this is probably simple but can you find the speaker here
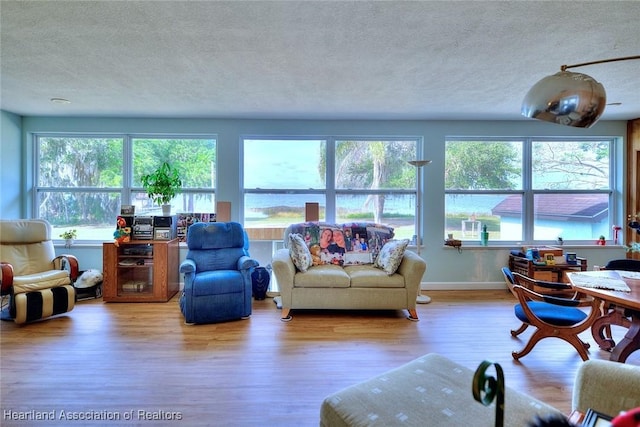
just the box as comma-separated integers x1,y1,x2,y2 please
153,215,177,240
153,216,174,227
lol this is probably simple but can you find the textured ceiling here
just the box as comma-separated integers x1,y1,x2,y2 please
1,1,639,121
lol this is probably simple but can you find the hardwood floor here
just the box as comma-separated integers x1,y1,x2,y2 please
1,290,638,426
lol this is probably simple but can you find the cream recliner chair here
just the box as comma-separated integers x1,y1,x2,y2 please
1,219,78,324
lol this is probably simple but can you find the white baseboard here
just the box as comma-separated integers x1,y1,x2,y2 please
182,282,506,292
421,282,508,291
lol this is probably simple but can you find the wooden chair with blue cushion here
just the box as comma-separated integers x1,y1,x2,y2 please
179,221,259,324
510,272,600,361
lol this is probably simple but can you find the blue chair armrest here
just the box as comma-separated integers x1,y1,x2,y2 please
238,256,259,271
180,259,196,274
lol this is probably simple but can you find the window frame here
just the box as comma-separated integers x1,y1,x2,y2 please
33,133,218,243
242,136,421,237
444,136,616,245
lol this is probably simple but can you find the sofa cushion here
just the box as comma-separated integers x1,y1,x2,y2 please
192,270,245,296
293,264,350,288
346,265,406,288
289,233,312,272
374,239,410,275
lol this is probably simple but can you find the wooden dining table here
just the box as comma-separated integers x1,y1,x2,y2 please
566,270,640,363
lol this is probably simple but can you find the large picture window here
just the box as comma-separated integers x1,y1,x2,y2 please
243,137,418,240
445,137,613,243
131,137,217,215
35,135,216,241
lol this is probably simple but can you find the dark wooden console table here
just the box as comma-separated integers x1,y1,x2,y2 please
508,254,587,283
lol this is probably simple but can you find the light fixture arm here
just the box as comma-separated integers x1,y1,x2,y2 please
560,55,640,72
522,54,640,128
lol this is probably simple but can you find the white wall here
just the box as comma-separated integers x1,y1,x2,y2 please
1,114,630,288
1,110,23,218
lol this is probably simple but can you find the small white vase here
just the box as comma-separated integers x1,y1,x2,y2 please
65,238,74,248
162,204,171,216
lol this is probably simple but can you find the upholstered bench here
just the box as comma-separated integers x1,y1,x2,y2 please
320,353,560,427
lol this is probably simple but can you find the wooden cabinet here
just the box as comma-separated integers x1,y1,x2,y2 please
508,254,587,283
103,239,179,302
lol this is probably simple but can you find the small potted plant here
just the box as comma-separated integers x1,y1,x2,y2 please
597,235,606,246
140,161,182,215
59,229,77,248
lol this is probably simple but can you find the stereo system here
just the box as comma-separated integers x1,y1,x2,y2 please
121,215,177,240
152,216,177,240
132,216,154,240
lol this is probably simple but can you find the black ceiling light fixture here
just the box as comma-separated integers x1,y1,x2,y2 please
521,55,640,128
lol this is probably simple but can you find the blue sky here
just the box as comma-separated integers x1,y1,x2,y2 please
244,140,324,188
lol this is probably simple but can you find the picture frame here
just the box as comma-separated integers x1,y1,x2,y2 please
120,205,135,215
582,408,612,427
154,228,171,240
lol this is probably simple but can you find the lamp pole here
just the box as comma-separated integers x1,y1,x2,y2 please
408,160,432,304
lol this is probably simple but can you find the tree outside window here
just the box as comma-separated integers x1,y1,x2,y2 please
445,138,612,243
244,138,417,239
36,135,216,241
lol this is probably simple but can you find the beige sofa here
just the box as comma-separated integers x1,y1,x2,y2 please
271,222,427,321
320,353,640,427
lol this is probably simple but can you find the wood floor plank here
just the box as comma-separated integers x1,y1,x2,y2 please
1,290,638,426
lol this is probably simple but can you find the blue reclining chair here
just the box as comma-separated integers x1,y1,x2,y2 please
179,222,259,324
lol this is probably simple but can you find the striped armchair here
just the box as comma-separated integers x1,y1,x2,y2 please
1,219,77,324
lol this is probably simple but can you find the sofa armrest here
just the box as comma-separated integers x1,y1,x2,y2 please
272,248,295,292
396,250,427,300
572,359,640,416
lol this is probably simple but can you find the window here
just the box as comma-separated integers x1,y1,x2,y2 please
444,137,613,243
243,137,418,240
35,135,216,241
531,139,611,241
131,137,217,215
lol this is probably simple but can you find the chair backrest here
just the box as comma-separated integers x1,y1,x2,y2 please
0,219,56,276
603,258,640,272
512,271,575,298
502,267,517,295
502,267,515,285
186,222,248,271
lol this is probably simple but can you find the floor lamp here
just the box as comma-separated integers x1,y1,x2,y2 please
408,160,432,304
